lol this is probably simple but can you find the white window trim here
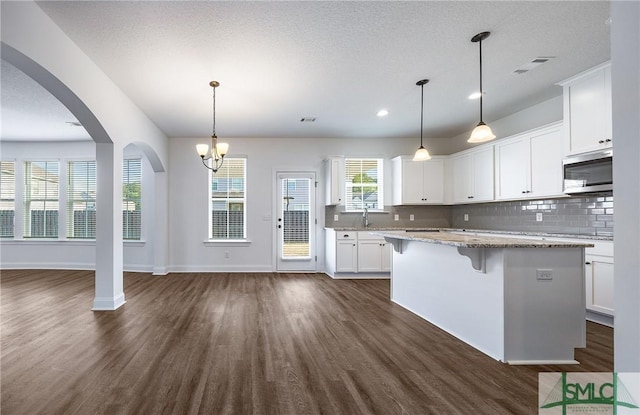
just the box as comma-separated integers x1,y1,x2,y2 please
344,157,384,212
208,156,248,241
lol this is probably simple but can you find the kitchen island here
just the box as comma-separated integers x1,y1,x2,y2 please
374,230,594,364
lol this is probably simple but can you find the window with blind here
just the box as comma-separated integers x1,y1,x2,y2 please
210,158,246,240
123,158,142,240
24,161,59,238
67,161,96,238
0,161,15,238
344,158,383,211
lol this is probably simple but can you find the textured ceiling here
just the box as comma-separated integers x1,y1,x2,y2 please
2,1,611,141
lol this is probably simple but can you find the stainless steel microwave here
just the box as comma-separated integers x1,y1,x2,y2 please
563,149,613,194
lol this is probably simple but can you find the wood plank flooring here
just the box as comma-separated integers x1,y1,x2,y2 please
1,270,613,414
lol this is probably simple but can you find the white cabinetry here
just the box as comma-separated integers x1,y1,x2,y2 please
357,233,391,272
558,62,612,155
452,146,494,203
392,156,445,205
335,232,357,272
584,240,614,316
325,229,390,278
495,123,564,200
324,157,344,205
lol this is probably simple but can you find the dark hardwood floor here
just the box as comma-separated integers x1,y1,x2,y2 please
1,270,613,414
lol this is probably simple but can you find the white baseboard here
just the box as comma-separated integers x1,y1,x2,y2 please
92,294,126,311
167,265,273,273
0,262,95,270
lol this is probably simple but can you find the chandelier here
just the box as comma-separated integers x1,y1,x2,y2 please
196,81,229,172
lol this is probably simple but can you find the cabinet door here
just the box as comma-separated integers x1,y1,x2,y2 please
324,158,343,205
400,159,424,204
567,68,611,154
380,242,391,272
495,138,529,200
336,239,357,272
471,147,494,202
585,255,614,316
452,154,472,203
530,128,563,197
357,240,382,272
422,159,445,203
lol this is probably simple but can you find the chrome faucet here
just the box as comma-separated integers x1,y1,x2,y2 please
362,206,369,228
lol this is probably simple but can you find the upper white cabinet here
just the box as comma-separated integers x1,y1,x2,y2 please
495,122,564,200
451,147,494,203
324,157,344,205
392,156,445,205
558,62,612,155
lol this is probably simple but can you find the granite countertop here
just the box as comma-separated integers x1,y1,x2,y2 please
325,227,612,241
372,230,595,249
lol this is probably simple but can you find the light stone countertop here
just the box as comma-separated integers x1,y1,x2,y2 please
325,227,612,241
371,230,595,249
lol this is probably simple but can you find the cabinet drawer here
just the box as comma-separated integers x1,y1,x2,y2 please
336,232,357,240
357,232,385,241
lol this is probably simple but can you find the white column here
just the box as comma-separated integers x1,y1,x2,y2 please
93,142,125,310
153,171,169,275
611,1,640,372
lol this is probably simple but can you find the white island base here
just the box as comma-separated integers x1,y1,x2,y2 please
387,237,587,364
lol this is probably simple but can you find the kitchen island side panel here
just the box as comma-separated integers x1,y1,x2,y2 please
391,240,506,361
503,248,586,363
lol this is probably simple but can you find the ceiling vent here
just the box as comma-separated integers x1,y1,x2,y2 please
512,57,555,75
300,117,317,122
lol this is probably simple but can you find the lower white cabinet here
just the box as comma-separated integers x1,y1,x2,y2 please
584,241,614,316
325,229,391,278
357,234,391,272
336,234,357,272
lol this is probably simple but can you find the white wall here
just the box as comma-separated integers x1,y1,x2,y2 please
611,1,640,373
447,95,563,154
0,141,156,272
168,136,428,272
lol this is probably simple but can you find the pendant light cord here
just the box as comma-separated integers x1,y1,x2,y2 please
478,38,484,123
212,85,217,137
420,82,424,146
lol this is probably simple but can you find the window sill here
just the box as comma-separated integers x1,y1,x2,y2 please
124,240,146,247
203,239,252,247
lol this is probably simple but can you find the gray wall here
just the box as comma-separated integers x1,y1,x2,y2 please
451,192,613,237
611,1,640,373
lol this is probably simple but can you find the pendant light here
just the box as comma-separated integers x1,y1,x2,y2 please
196,81,229,172
413,79,432,161
468,31,496,143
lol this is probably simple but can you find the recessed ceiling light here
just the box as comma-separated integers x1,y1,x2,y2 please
468,92,483,100
377,109,389,117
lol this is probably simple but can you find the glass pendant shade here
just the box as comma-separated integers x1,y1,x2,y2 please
413,146,431,161
196,144,209,157
468,121,496,143
216,142,229,156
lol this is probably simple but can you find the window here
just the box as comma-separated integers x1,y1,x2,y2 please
67,161,97,238
123,158,142,240
0,161,15,238
210,158,246,240
345,158,383,211
24,161,59,238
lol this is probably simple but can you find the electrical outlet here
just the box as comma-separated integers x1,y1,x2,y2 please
224,251,230,259
536,269,553,281
334,215,339,222
409,214,415,221
464,213,469,222
536,213,543,222
394,214,399,221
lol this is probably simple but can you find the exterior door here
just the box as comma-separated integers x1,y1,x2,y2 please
276,172,316,271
